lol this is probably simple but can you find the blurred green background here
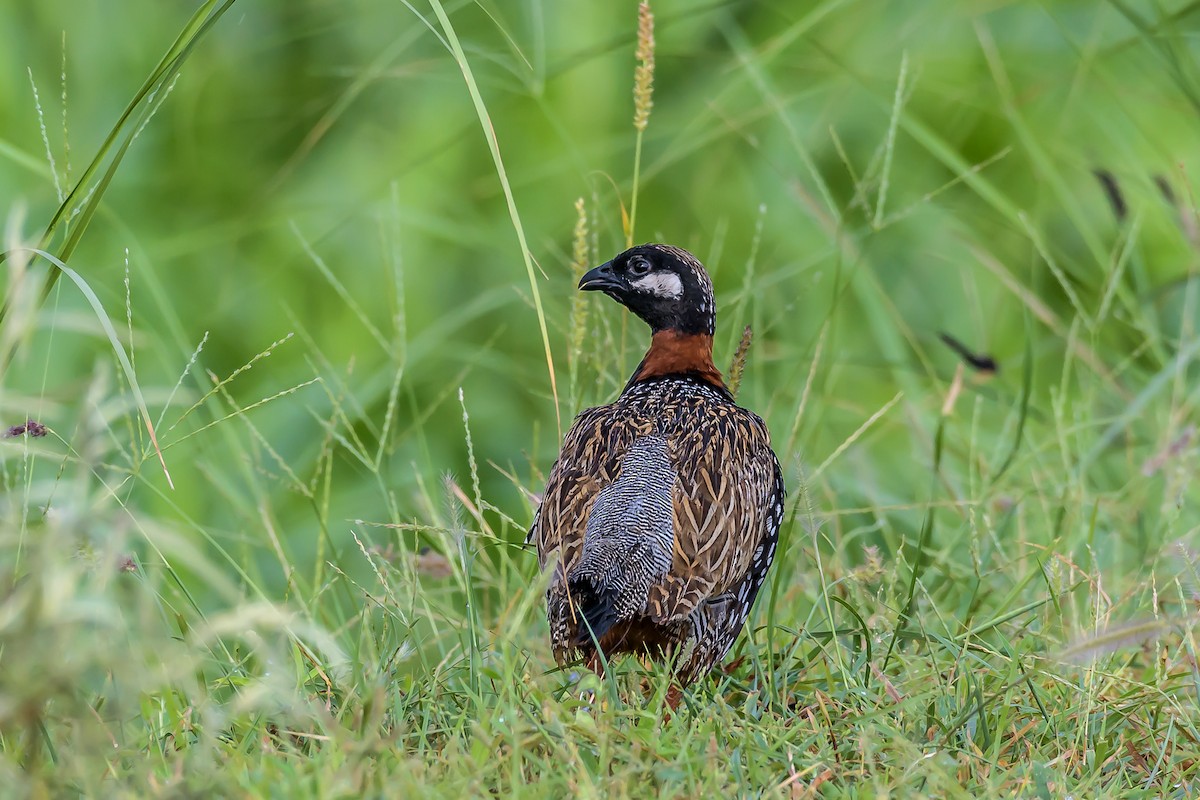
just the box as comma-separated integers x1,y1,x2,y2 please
7,0,1200,793
2,0,1198,605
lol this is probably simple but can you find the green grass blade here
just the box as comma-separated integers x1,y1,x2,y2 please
427,0,562,438
28,248,173,489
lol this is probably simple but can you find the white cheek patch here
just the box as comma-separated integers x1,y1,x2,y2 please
631,272,684,299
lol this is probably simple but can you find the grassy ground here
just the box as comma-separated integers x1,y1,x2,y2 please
3,0,1200,796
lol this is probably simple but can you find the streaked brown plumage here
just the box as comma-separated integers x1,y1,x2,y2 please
529,243,785,690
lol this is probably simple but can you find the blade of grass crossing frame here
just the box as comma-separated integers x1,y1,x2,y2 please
0,0,240,349
30,249,173,489
427,0,562,438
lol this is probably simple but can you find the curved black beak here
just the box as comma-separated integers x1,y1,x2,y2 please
578,261,621,292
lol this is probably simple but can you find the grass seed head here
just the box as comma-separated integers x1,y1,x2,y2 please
633,2,655,133
3,419,46,438
569,198,591,378
727,325,753,399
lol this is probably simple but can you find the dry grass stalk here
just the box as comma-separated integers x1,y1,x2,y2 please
941,363,964,416
1141,424,1195,476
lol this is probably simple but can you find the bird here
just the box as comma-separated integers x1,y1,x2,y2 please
528,242,786,697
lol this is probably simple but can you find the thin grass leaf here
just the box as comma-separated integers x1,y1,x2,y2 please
427,0,561,438
883,405,946,670
27,248,173,490
872,51,908,229
990,308,1033,484
0,0,240,374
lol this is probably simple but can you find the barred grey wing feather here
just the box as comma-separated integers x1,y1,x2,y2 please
568,436,677,643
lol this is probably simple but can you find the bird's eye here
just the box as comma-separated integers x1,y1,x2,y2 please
628,256,652,277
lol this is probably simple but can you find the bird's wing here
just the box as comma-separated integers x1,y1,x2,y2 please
530,404,655,580
647,405,783,622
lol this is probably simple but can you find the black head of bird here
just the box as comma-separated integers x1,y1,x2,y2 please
578,243,715,337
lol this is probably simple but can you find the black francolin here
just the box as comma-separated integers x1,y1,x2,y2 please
529,243,785,693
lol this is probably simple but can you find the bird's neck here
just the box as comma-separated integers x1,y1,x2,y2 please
627,330,728,393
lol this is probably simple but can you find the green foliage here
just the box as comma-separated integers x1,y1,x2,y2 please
3,0,1200,795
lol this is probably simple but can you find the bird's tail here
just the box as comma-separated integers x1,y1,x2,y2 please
567,575,621,647
567,535,669,648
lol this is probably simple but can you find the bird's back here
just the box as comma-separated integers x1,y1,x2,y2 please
531,375,784,682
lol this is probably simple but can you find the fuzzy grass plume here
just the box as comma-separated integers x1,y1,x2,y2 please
633,2,655,134
627,1,655,246
1054,618,1179,665
568,197,591,403
727,324,753,399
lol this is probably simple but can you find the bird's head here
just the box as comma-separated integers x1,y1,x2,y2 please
578,243,715,336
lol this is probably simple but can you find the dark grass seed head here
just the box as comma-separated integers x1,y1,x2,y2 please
3,420,46,438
